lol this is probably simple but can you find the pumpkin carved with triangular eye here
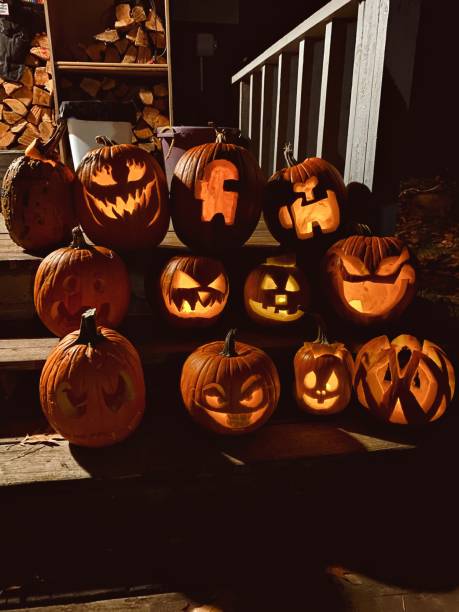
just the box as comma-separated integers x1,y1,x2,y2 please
354,334,455,425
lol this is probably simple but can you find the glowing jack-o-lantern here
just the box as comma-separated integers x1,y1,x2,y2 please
244,254,310,325
34,226,131,337
354,334,455,425
294,325,354,415
170,131,265,252
40,309,145,447
158,255,229,327
181,329,280,434
263,145,347,248
322,227,416,326
76,137,169,251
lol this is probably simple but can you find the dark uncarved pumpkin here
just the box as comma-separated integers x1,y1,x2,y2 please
170,131,265,252
1,121,77,252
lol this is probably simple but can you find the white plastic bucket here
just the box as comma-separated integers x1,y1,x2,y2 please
67,118,132,167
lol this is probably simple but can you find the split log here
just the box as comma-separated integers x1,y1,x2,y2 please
155,54,167,65
135,27,149,47
46,61,53,74
32,86,51,107
142,105,160,128
85,42,106,62
3,82,22,96
30,47,50,61
31,33,49,48
11,87,33,108
126,26,139,42
115,38,130,55
41,109,53,123
27,105,43,126
20,67,33,89
3,98,28,117
3,111,22,125
154,114,169,128
44,79,54,95
101,77,116,91
122,45,138,63
39,121,54,140
113,83,130,98
133,122,153,140
0,131,16,148
94,29,119,43
34,67,49,86
153,82,168,97
25,53,40,67
0,122,9,137
145,10,165,32
136,47,152,63
150,31,166,48
17,124,40,148
11,120,27,134
80,78,101,97
104,46,121,63
115,3,134,29
153,96,168,112
138,88,154,105
0,90,6,103
132,5,147,23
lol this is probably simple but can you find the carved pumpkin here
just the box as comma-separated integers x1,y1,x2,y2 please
294,324,354,415
181,329,280,434
158,255,229,327
34,226,131,337
170,131,265,251
354,334,455,425
1,121,77,252
263,145,347,247
322,226,416,326
76,137,169,251
244,254,310,325
40,309,145,447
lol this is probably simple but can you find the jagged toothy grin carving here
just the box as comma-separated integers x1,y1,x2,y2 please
204,406,268,429
167,290,227,318
248,298,304,322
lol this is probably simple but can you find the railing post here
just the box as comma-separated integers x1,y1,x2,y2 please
239,80,250,137
259,64,275,174
273,53,292,173
248,71,262,160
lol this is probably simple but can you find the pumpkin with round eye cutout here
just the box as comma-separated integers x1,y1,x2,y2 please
1,121,77,252
354,334,455,425
39,309,145,447
244,254,310,325
294,322,354,415
76,137,169,251
170,131,265,252
263,144,347,248
322,226,416,326
180,329,280,434
158,254,229,327
34,226,131,337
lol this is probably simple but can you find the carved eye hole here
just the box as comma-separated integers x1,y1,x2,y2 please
208,273,226,293
173,270,201,289
240,384,264,409
341,256,370,276
92,165,117,186
126,160,146,182
62,275,79,294
304,371,317,389
376,249,410,276
93,278,105,293
285,275,300,292
203,384,227,410
412,371,421,388
325,371,339,392
261,274,277,290
384,366,392,382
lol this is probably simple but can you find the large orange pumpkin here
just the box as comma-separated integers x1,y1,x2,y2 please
170,131,265,251
263,145,347,248
1,121,77,252
76,137,169,251
180,329,280,434
40,309,145,447
34,226,131,337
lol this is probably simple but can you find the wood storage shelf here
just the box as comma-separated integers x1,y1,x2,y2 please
56,62,169,76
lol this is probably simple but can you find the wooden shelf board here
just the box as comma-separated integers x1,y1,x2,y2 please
56,62,169,76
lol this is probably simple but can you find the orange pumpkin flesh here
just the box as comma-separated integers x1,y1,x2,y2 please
1,121,77,252
180,329,280,435
34,226,131,337
354,334,455,425
76,137,169,251
40,309,145,447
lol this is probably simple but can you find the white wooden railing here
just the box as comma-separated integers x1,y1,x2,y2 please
232,0,421,194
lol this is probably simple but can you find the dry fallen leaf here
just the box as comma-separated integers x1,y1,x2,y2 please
20,433,65,446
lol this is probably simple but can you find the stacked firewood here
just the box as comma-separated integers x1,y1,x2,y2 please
0,33,55,150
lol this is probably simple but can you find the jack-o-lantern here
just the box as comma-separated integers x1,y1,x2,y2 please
294,324,354,415
76,137,169,251
158,255,229,327
263,145,347,248
181,329,280,434
170,131,265,252
34,226,131,337
354,334,455,425
322,226,416,326
244,254,310,325
1,120,77,252
40,309,145,447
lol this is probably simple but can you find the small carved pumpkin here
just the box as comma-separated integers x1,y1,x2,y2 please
322,226,416,326
1,121,77,252
294,324,354,415
158,255,229,327
354,334,455,425
170,131,265,251
76,137,169,250
263,145,347,247
34,226,131,337
40,309,145,447
244,254,310,325
181,329,280,434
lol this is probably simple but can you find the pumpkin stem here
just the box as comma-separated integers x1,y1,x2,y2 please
221,329,238,357
283,142,298,167
70,226,89,249
96,135,117,147
215,129,227,144
354,223,373,236
311,313,330,345
25,118,66,160
72,308,104,347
